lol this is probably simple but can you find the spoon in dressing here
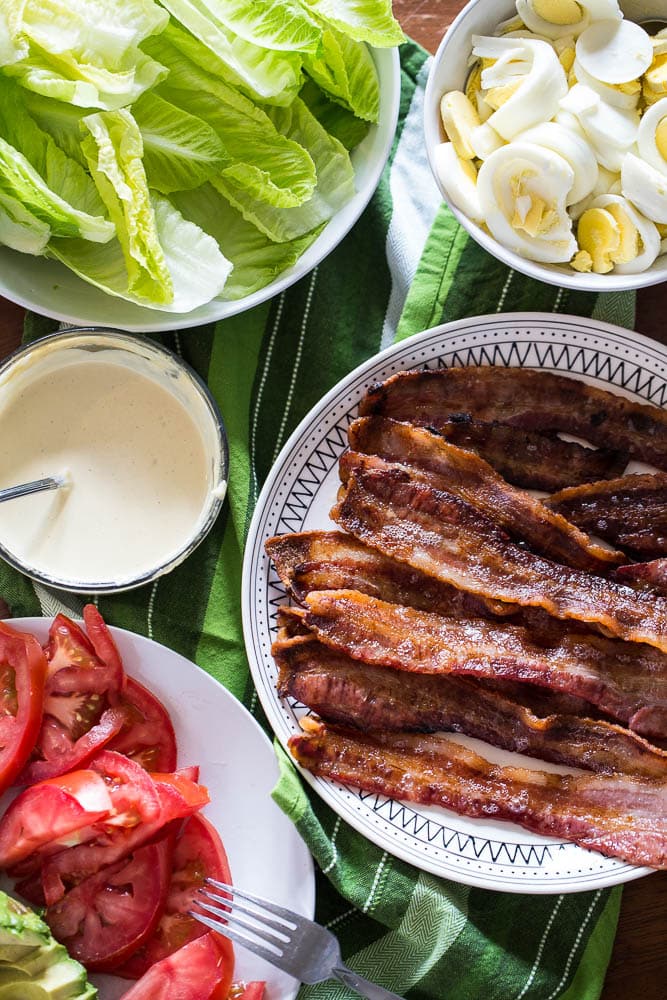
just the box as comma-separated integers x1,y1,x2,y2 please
0,473,70,504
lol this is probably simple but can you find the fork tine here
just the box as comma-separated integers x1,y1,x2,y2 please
188,910,286,967
195,894,290,945
205,879,299,926
198,887,294,938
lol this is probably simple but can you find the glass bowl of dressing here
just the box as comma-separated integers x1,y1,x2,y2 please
0,328,228,593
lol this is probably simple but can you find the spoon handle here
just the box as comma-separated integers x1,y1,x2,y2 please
0,476,66,504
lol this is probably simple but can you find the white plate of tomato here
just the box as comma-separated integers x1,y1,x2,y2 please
0,610,315,1000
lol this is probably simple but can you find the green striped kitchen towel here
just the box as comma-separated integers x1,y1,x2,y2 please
5,39,634,1000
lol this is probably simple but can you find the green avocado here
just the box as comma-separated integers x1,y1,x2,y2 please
0,892,96,999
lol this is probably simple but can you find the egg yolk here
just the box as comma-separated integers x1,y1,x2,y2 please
532,0,582,27
576,207,621,272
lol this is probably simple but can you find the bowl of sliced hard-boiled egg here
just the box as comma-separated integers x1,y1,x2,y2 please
424,0,667,288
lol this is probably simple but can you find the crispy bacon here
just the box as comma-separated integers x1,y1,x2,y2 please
360,366,667,467
275,635,667,778
289,723,667,869
346,417,622,571
298,590,667,740
616,559,667,597
427,415,627,492
332,464,667,656
547,474,667,559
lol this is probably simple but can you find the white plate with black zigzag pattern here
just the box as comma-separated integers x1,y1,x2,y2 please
242,312,664,893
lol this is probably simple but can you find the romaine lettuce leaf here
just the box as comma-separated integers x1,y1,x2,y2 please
132,90,228,193
49,191,233,310
149,24,316,207
0,193,50,254
155,0,304,105
20,90,90,165
0,0,28,66
304,22,379,122
212,96,355,242
299,77,370,149
172,182,323,299
303,0,403,46
81,108,172,302
189,0,322,54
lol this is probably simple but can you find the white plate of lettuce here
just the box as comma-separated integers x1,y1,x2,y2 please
0,0,402,331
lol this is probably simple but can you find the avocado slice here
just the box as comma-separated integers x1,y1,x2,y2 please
0,892,97,999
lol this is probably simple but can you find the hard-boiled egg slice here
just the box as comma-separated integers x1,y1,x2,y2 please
465,62,494,123
516,121,598,203
472,36,568,140
477,141,577,262
576,19,653,85
637,97,667,175
591,193,660,272
576,206,620,271
554,35,577,73
470,122,506,159
440,91,481,159
572,56,640,109
622,153,667,223
644,52,667,106
515,0,589,40
569,165,621,219
434,142,485,224
559,83,639,171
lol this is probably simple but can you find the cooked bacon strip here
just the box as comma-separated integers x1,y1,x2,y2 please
346,417,622,571
332,464,667,656
275,635,667,778
547,474,667,558
266,530,512,620
298,590,667,740
289,724,667,869
431,415,627,492
360,366,667,467
616,559,667,597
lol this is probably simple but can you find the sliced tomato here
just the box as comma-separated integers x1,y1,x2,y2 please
45,834,173,972
0,622,47,794
119,932,234,1000
39,762,208,905
118,813,232,979
18,614,125,785
82,605,124,686
108,677,177,772
0,770,113,868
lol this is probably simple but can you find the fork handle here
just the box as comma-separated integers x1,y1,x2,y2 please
333,964,406,1000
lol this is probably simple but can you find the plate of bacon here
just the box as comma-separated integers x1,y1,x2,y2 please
242,312,667,893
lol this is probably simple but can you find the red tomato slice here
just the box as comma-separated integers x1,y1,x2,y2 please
0,622,47,794
82,605,124,686
108,677,177,772
118,813,232,979
119,932,234,1000
18,614,125,785
45,834,173,972
39,763,208,905
0,770,113,868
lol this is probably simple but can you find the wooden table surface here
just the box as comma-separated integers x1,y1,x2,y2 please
0,3,665,996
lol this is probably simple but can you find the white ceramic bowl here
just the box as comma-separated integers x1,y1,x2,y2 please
424,0,667,291
0,49,400,333
0,328,228,592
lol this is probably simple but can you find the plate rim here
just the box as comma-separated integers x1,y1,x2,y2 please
5,615,316,998
242,310,664,894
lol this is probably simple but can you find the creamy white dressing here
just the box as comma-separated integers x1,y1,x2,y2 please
0,355,213,587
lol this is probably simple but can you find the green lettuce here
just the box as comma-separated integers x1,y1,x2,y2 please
0,194,50,254
149,24,316,207
304,21,380,122
299,78,370,149
172,182,323,299
132,90,227,193
156,0,304,105
0,0,28,66
81,108,173,302
303,0,404,46
49,191,233,310
189,0,322,54
212,96,355,242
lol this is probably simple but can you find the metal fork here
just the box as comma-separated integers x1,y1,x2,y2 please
191,879,406,1000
